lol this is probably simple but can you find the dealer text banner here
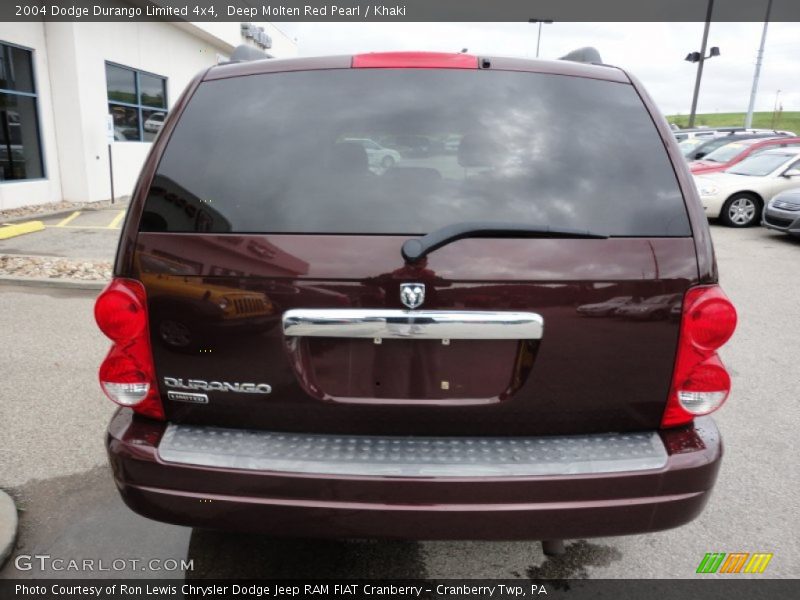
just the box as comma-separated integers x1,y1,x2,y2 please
4,0,800,22
3,580,800,600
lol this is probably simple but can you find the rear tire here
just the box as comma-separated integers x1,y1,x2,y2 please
720,193,761,228
381,155,395,169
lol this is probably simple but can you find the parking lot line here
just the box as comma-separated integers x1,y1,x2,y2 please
107,211,126,229
0,220,46,240
56,211,82,227
58,225,123,230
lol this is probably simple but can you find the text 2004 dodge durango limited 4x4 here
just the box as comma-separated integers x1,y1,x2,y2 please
96,50,737,552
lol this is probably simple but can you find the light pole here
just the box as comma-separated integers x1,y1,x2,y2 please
529,19,553,58
685,0,717,128
745,0,774,129
771,89,781,128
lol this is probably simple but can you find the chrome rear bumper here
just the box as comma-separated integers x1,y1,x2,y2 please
158,424,667,478
108,411,722,539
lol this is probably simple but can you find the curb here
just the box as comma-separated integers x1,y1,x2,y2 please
0,275,107,291
0,490,17,569
0,208,81,225
0,198,130,225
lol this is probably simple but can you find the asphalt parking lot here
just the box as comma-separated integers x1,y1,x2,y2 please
0,223,798,580
0,204,126,261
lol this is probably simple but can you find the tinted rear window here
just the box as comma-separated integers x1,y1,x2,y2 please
141,69,690,236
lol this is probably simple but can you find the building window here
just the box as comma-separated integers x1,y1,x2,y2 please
0,42,44,182
106,62,167,142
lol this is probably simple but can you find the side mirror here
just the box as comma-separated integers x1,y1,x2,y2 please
695,152,707,159
783,168,800,178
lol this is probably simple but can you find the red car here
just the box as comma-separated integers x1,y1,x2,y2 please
690,136,800,174
96,49,736,554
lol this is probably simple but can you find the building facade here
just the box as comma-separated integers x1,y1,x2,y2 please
0,20,296,210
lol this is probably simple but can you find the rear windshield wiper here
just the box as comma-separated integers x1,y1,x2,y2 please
401,222,608,263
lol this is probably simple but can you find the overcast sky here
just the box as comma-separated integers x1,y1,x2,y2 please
275,22,797,117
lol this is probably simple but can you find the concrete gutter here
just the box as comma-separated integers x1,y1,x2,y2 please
0,275,107,291
0,490,17,568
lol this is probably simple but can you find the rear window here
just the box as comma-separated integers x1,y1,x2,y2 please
141,68,690,236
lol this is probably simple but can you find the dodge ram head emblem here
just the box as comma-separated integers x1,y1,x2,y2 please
400,283,425,309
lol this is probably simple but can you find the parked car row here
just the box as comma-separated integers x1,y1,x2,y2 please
672,125,793,143
679,131,795,161
672,126,800,234
695,148,800,228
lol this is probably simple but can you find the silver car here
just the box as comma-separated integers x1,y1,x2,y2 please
763,188,800,238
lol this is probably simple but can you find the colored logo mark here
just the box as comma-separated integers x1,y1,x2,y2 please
696,552,773,574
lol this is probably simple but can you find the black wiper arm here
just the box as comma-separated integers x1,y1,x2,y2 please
401,222,608,263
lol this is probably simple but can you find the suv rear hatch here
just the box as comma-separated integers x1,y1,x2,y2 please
124,60,697,436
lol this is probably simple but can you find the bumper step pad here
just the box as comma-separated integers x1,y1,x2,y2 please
159,425,668,478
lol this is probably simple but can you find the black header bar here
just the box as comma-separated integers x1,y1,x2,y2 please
4,0,800,22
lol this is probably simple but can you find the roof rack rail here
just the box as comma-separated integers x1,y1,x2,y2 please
229,44,272,63
718,127,792,135
559,47,603,64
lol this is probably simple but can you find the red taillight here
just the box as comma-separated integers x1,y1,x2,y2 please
95,279,163,420
94,285,146,342
661,285,737,428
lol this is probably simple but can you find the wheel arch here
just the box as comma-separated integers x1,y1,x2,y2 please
726,190,764,206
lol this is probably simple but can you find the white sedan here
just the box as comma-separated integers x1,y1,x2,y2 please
694,148,800,227
343,138,402,170
144,112,166,133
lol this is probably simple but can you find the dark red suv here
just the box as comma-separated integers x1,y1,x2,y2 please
96,51,737,552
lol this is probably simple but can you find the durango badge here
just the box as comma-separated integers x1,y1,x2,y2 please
400,283,425,310
163,377,272,394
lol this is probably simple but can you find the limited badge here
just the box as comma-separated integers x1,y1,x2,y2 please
167,391,209,404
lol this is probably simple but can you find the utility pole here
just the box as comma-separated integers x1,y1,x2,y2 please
687,0,715,128
745,0,773,129
536,21,543,57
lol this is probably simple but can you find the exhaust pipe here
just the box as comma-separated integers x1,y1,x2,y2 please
542,539,565,556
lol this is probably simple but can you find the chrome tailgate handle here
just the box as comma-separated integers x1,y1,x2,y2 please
282,309,543,340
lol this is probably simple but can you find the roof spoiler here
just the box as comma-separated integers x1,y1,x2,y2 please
559,47,603,64
229,44,272,63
